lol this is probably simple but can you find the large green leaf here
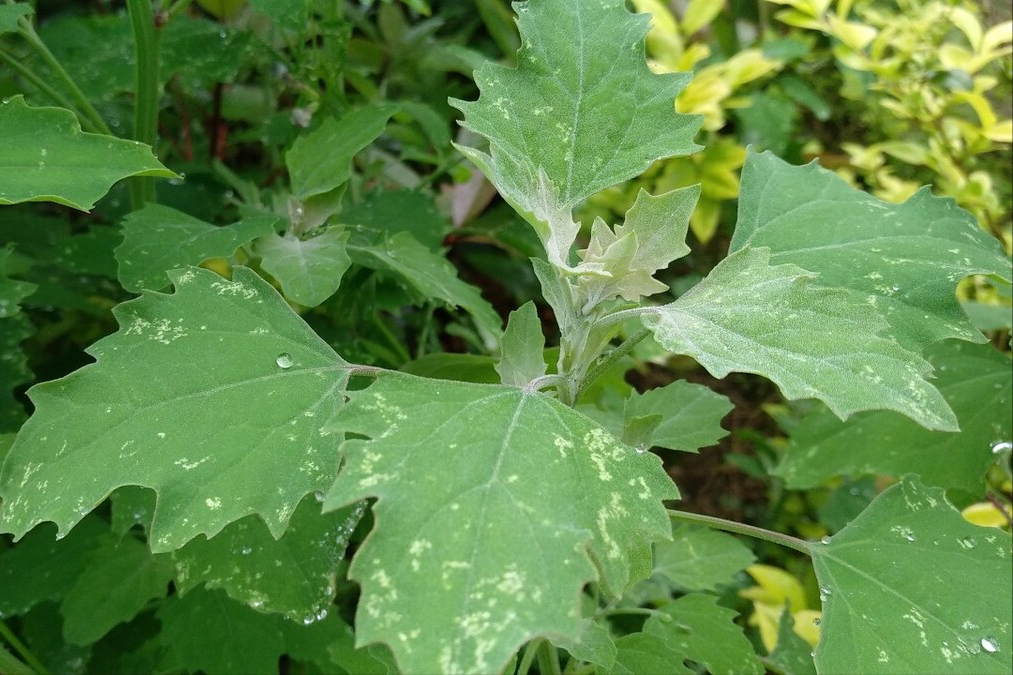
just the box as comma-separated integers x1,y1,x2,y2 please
61,533,174,645
349,232,503,346
626,381,733,453
254,229,352,307
811,476,1012,675
173,496,361,623
116,204,278,292
0,266,351,552
643,247,956,430
644,593,763,675
286,105,398,201
731,150,1012,348
451,0,700,266
652,524,755,592
0,96,177,210
775,341,1013,493
323,373,678,674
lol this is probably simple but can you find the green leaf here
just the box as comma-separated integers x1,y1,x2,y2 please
0,3,31,35
349,232,503,347
61,533,174,645
255,228,352,307
768,608,818,675
644,593,763,675
604,633,693,675
0,246,38,317
811,476,1013,675
495,301,547,386
0,248,34,430
401,353,500,384
775,341,1013,493
731,150,1012,349
615,186,698,274
557,619,618,670
0,516,105,617
626,381,733,453
287,104,398,201
643,247,957,430
248,0,308,31
323,374,678,674
340,188,450,251
0,266,352,552
116,204,278,293
156,586,287,675
451,0,700,267
653,524,755,592
0,96,177,211
173,496,362,623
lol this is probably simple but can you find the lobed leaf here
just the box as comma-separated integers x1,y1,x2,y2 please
604,633,693,675
0,96,177,210
775,340,1013,493
0,266,351,551
732,150,1013,349
652,524,756,592
811,476,1013,675
643,247,957,430
116,204,278,292
255,228,352,307
625,381,733,453
323,373,678,674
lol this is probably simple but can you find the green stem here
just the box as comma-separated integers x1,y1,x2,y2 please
535,639,562,675
0,644,35,675
15,15,111,136
0,47,94,129
371,312,411,366
166,0,195,19
127,0,162,208
515,640,540,675
0,621,48,675
667,509,812,556
573,326,650,404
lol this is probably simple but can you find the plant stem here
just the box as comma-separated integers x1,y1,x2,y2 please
166,0,195,19
15,15,111,136
0,644,35,675
0,48,94,129
667,509,812,556
535,639,562,675
0,621,48,675
573,326,650,403
515,640,540,675
127,0,162,208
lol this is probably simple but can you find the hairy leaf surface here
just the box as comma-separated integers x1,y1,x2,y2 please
323,374,677,674
0,266,350,551
0,96,176,210
255,229,352,307
495,301,546,386
732,151,1013,348
117,204,277,292
626,381,733,453
451,0,700,266
811,476,1013,675
643,247,956,430
775,341,1012,492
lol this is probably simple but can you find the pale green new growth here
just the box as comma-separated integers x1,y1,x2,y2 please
0,96,177,210
495,301,547,386
255,228,352,307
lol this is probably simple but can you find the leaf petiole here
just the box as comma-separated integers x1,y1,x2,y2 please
666,509,812,556
0,621,48,675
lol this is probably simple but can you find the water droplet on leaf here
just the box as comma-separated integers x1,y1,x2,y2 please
991,441,1012,454
276,353,293,369
980,636,999,653
821,536,832,545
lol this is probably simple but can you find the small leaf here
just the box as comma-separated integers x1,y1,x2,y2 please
775,340,1013,493
287,104,398,201
625,381,733,453
0,3,31,35
768,608,818,675
61,533,174,645
731,150,1012,349
323,374,678,674
172,496,361,623
255,228,352,307
557,619,617,670
116,204,278,292
604,633,693,675
644,593,764,675
495,301,547,386
614,185,697,275
811,476,1012,675
653,523,755,592
0,267,352,551
643,247,957,430
0,96,177,210
452,0,700,267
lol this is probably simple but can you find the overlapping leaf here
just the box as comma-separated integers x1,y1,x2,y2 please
255,229,352,307
323,374,678,674
0,266,351,551
0,3,31,35
451,0,700,266
811,476,1012,675
652,524,755,592
731,150,1012,348
625,381,733,453
0,96,177,210
642,247,957,430
775,340,1013,493
116,204,278,292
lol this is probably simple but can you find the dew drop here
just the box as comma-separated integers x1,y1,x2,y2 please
819,585,832,601
813,617,821,626
634,445,648,455
958,536,977,550
821,536,832,545
981,636,999,653
991,441,1012,454
241,546,253,555
314,490,325,502
276,353,294,369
